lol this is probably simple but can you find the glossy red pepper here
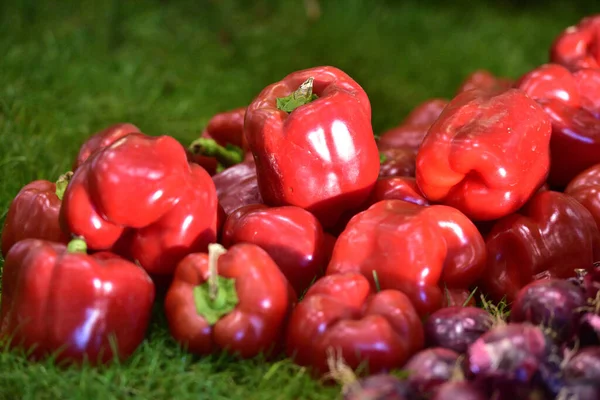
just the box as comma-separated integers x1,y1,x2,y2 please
415,88,552,221
480,190,600,303
517,63,600,188
60,133,219,277
378,146,417,178
550,15,600,71
565,163,600,228
285,272,424,376
164,243,296,358
244,66,380,228
221,204,327,296
456,70,514,95
0,238,155,365
1,173,72,257
212,158,263,217
72,123,141,170
377,98,448,151
201,107,247,150
326,199,486,316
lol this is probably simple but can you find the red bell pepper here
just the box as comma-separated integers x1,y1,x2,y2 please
1,172,72,257
377,98,448,151
72,123,141,170
212,158,263,216
164,243,296,358
221,204,327,296
60,133,219,277
367,176,429,207
0,238,155,365
455,70,514,95
244,66,380,228
285,272,424,376
378,146,417,178
550,15,600,71
415,88,552,221
201,107,247,150
326,199,486,316
517,63,600,188
480,190,600,303
565,163,600,229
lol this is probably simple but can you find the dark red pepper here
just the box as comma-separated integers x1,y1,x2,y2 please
378,146,417,178
480,190,600,303
212,158,263,216
244,66,380,228
416,88,552,221
221,204,327,296
0,238,155,365
550,15,600,71
455,70,514,95
565,163,600,228
326,199,486,316
367,176,429,207
72,123,141,170
1,172,72,257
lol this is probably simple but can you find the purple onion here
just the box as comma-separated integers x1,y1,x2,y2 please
424,306,493,354
404,348,461,398
431,381,487,400
564,347,600,381
342,373,409,400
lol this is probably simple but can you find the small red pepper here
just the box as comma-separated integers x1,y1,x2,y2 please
480,190,600,303
201,107,247,150
164,243,296,358
1,172,72,257
378,146,417,178
377,98,448,151
367,176,430,207
73,123,141,170
565,163,600,228
415,88,552,221
0,238,155,365
326,199,486,316
285,272,424,377
212,158,263,217
60,133,219,277
550,15,600,71
221,204,327,296
455,70,514,95
517,63,600,188
244,66,380,228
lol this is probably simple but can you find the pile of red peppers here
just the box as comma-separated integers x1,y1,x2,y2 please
2,13,600,394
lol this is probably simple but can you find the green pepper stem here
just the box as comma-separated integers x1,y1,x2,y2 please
188,138,244,167
55,171,74,201
67,237,87,254
276,77,319,113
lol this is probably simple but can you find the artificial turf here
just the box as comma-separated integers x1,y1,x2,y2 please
0,0,597,398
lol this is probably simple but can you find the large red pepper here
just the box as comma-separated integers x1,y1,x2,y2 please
326,199,486,316
1,172,72,257
285,272,424,376
244,66,380,228
0,238,155,365
565,163,600,229
60,133,219,277
415,88,552,221
480,190,600,303
377,98,448,151
550,15,600,71
221,204,327,296
517,63,600,188
212,158,263,217
72,123,141,170
455,70,514,95
164,243,296,358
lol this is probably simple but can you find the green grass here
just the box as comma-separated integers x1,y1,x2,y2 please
0,0,597,398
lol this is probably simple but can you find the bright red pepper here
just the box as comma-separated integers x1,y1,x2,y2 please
60,133,219,277
1,173,72,257
517,63,600,188
201,107,247,150
244,66,380,228
378,146,417,178
285,272,424,376
221,204,327,296
455,70,514,95
164,243,296,358
550,15,600,71
326,199,486,316
565,163,600,229
377,98,448,151
72,123,141,170
0,238,155,365
415,88,552,221
212,158,263,217
480,190,600,303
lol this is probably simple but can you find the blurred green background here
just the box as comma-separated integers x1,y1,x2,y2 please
0,1,598,398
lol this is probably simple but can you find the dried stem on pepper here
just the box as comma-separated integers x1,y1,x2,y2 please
323,347,358,390
55,171,74,201
276,77,319,113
